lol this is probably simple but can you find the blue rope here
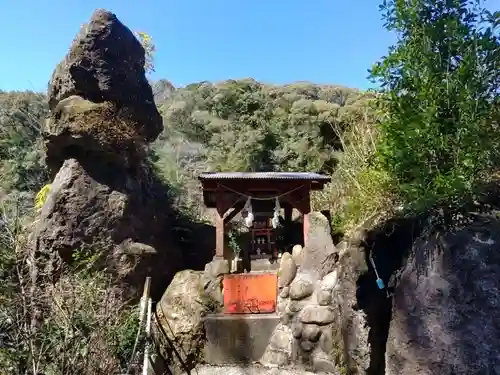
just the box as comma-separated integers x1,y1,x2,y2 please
369,254,385,290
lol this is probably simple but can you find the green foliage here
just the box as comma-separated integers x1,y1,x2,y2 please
1,194,141,375
313,107,392,234
227,229,241,257
135,31,156,75
370,0,500,212
34,183,52,211
156,79,373,173
0,91,49,194
108,307,141,369
1,240,142,374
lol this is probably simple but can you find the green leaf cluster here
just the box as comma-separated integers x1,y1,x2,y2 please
155,79,376,173
370,0,500,211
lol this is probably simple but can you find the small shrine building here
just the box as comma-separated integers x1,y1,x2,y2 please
198,172,331,267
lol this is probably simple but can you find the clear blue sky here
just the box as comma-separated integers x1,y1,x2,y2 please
0,0,499,92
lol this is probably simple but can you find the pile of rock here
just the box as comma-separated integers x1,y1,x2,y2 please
201,257,228,310
261,213,341,373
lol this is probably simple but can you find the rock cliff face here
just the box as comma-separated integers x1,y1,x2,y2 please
385,214,500,375
33,9,181,300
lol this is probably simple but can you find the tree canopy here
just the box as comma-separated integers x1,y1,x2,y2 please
370,0,500,211
155,79,376,174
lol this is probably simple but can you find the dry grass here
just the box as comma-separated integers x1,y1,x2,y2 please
1,195,141,375
312,108,396,236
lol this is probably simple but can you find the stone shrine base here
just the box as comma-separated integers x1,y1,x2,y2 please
203,313,280,364
193,364,340,375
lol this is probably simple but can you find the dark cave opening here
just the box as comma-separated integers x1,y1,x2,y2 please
355,215,424,375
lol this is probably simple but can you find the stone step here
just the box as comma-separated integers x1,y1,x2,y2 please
203,313,280,365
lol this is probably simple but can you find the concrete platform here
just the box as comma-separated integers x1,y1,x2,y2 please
203,313,280,365
192,364,340,375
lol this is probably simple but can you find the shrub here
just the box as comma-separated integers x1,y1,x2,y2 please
370,0,500,212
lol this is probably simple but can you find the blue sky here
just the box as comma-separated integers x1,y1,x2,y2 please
0,0,498,92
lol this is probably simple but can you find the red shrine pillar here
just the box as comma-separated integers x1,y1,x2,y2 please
302,193,311,246
214,191,245,268
284,184,311,247
215,213,225,258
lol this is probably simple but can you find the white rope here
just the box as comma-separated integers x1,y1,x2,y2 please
220,183,304,227
243,196,254,227
271,197,280,228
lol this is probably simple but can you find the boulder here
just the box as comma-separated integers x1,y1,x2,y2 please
279,286,290,298
289,273,315,300
320,270,338,291
43,95,146,172
385,215,500,375
278,252,297,288
312,348,338,373
302,324,321,342
34,158,180,299
298,306,335,325
260,324,294,367
326,239,372,374
292,244,303,266
301,212,338,278
316,289,332,306
154,270,209,375
201,257,227,310
204,257,229,279
47,9,162,142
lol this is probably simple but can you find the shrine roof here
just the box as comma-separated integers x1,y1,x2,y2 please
198,172,331,182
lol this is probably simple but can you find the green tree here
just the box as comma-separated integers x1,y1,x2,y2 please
157,79,369,173
370,0,500,210
0,91,49,194
135,31,156,74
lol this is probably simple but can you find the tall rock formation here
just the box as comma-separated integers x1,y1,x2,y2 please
34,9,179,300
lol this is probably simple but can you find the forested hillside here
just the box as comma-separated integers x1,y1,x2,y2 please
154,78,375,172
0,80,378,229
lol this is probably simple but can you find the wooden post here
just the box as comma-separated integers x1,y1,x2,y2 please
215,213,225,258
302,193,311,246
284,204,292,223
215,192,236,270
283,184,312,247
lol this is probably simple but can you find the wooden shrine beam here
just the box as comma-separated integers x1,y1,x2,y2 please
215,191,243,261
284,203,293,223
224,200,245,224
281,184,312,245
201,179,307,192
